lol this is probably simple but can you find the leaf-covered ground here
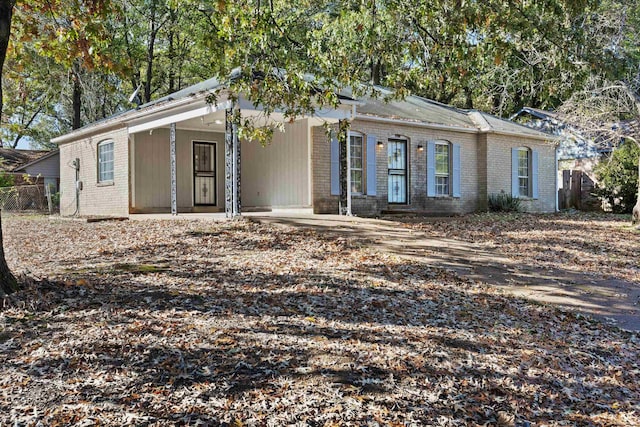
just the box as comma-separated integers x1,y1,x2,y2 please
398,212,640,283
1,215,639,426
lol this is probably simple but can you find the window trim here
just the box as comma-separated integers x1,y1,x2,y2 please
434,142,451,196
517,147,531,198
97,140,115,184
349,133,365,195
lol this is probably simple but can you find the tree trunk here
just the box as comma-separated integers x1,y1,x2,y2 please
0,212,18,297
72,62,82,130
0,3,17,295
0,0,16,148
633,154,640,226
144,0,158,104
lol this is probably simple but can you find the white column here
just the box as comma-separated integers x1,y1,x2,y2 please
170,123,177,215
346,128,352,216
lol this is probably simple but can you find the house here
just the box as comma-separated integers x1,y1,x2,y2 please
52,77,556,217
0,148,60,192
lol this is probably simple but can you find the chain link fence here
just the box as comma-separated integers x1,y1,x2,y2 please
0,185,51,213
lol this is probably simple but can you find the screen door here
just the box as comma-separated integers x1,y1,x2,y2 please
193,142,216,205
388,139,407,204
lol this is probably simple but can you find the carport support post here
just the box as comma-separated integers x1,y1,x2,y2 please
225,106,241,218
170,123,177,215
338,119,352,216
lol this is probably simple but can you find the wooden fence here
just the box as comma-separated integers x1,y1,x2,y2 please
558,170,601,211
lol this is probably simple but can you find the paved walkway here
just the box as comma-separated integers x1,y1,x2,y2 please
254,214,640,332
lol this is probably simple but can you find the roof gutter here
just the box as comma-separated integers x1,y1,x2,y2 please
52,91,217,145
479,129,560,142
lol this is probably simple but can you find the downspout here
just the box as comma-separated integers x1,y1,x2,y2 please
73,157,80,216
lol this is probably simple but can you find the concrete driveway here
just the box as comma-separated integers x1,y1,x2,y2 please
254,214,640,332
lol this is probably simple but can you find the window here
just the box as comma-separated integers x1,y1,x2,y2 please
435,143,450,195
98,140,114,183
350,135,364,194
511,147,538,199
331,133,378,197
517,148,529,197
427,140,461,198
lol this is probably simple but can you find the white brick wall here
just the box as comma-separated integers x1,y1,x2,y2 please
59,126,130,217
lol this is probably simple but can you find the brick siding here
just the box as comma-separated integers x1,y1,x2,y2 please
314,119,556,216
59,126,129,217
484,134,557,213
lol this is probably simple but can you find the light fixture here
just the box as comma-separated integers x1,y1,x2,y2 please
377,140,384,148
204,119,224,126
417,144,424,151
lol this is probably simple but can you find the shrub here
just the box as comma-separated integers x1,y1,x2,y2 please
51,192,61,209
488,192,522,212
593,142,639,214
0,172,14,188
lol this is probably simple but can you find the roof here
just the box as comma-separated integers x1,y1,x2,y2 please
511,107,607,159
471,111,556,139
352,89,477,129
13,149,60,172
349,87,551,139
0,148,54,172
53,74,553,143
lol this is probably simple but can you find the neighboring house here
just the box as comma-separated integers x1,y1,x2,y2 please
511,107,605,173
0,148,60,192
511,107,607,210
52,78,556,218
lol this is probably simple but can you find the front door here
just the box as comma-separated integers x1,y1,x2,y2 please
388,139,407,204
193,142,216,205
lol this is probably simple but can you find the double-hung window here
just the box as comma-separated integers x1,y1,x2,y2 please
98,140,114,183
331,132,378,197
350,135,364,194
435,143,450,196
517,148,529,197
511,147,538,199
427,140,461,198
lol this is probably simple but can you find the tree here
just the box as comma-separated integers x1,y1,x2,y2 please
560,76,640,223
14,0,121,129
0,0,18,295
558,0,640,224
1,42,63,148
594,141,640,213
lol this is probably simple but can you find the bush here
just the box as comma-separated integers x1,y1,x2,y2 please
51,192,60,209
488,192,522,212
593,142,639,214
0,172,14,188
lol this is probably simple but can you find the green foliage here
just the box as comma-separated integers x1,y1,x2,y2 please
50,192,60,208
2,0,638,146
0,172,14,187
488,192,523,213
594,143,640,214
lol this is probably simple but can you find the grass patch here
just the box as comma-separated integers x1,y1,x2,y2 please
111,263,171,274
